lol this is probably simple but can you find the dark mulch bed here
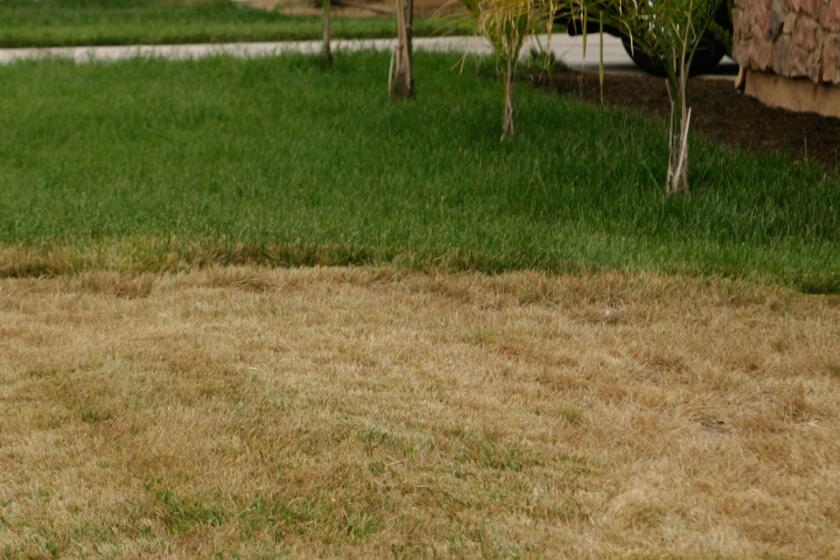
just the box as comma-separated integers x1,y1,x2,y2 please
534,71,840,173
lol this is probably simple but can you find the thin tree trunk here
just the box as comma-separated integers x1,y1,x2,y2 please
666,92,690,194
665,41,691,194
322,0,332,65
389,0,413,98
501,52,516,139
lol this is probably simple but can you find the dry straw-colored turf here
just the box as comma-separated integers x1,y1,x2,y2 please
1,266,839,558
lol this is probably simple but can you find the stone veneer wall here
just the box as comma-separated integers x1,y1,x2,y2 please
732,0,840,84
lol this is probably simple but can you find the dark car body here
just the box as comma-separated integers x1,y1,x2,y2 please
562,4,732,76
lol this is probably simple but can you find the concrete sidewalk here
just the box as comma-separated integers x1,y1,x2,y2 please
0,33,636,70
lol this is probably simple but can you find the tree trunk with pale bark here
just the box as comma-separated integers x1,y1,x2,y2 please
322,0,332,65
389,0,413,98
666,92,690,194
665,48,691,194
501,51,516,138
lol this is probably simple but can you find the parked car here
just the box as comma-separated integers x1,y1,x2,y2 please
564,4,732,76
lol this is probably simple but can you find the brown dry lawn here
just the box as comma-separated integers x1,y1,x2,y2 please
1,266,839,559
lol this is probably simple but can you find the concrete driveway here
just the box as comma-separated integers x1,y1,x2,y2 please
0,33,736,76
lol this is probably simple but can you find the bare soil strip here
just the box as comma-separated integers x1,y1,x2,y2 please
539,71,840,173
1,267,838,558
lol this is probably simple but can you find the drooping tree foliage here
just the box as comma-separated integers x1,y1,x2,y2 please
598,0,725,192
475,0,725,192
467,0,586,138
465,0,536,138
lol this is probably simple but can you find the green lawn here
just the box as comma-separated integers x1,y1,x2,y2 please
0,52,838,291
0,0,467,48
